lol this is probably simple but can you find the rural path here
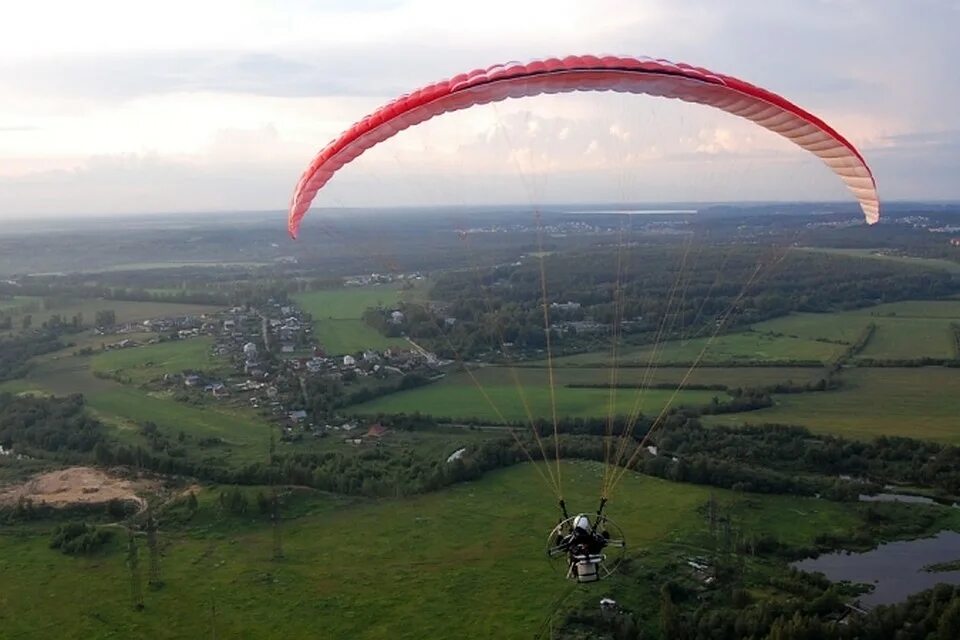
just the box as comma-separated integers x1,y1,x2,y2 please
404,336,431,357
445,423,514,432
259,312,272,353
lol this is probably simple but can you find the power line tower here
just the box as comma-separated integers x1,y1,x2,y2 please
146,507,163,589
269,428,284,560
127,530,144,610
210,591,218,640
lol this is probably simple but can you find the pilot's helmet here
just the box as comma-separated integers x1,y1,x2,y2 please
573,514,590,532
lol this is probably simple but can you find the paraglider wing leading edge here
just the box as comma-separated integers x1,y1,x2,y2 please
288,55,879,238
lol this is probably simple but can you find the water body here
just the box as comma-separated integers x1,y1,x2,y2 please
859,492,959,508
793,531,960,608
563,209,698,215
859,493,935,506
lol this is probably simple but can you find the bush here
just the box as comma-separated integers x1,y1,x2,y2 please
49,521,113,555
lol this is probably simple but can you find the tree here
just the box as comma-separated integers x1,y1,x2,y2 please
660,584,682,640
939,599,960,640
95,309,117,327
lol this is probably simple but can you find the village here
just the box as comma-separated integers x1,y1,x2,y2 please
82,278,450,451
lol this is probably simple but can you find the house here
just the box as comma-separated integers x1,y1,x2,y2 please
550,301,581,311
343,355,356,367
365,424,389,439
281,344,295,353
951,238,960,247
288,410,308,422
389,310,405,324
184,375,202,387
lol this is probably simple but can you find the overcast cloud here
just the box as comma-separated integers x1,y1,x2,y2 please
1,0,957,218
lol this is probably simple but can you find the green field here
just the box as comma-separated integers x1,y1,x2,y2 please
0,462,872,639
752,300,960,361
474,365,823,390
0,337,270,464
294,287,404,319
851,300,960,318
797,247,960,275
706,367,960,444
0,295,39,312
314,318,407,354
84,387,272,461
2,298,223,335
350,367,722,421
91,337,227,384
294,287,409,354
552,331,842,367
751,313,870,344
551,299,960,369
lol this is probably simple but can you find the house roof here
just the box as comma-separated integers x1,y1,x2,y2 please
365,424,389,438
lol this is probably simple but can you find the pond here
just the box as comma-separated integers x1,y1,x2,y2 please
793,531,960,609
858,491,959,508
859,492,935,505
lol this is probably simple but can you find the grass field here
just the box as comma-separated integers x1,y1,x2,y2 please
314,318,407,354
294,287,404,319
797,247,960,275
2,298,223,335
706,367,960,444
473,365,824,390
91,337,227,384
350,367,722,421
84,387,272,462
752,300,960,361
0,295,39,312
294,287,409,354
550,299,960,369
551,331,842,367
0,462,874,639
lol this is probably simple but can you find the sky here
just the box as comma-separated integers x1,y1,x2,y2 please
1,0,958,218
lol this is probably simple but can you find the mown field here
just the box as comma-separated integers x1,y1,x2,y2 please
550,331,842,367
797,247,960,275
350,367,722,422
0,295,39,312
706,367,960,444
547,299,959,369
466,365,823,389
294,287,409,354
0,461,878,640
86,387,272,461
2,298,223,335
91,337,227,384
753,300,960,361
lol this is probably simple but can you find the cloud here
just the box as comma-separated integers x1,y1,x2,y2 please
1,0,959,217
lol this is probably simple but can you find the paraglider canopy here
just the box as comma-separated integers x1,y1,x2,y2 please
288,55,879,238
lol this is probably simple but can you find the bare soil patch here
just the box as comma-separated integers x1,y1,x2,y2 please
0,466,155,510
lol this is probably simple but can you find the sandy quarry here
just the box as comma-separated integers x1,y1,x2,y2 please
0,466,153,510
